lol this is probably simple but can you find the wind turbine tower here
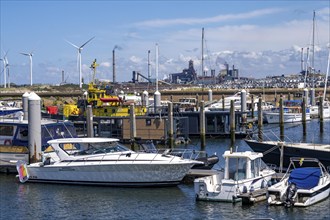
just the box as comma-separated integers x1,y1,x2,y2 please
0,51,9,88
66,37,95,88
21,52,33,86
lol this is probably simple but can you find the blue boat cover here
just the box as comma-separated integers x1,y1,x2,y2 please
288,167,321,189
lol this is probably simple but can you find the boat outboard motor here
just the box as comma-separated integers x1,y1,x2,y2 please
284,183,297,208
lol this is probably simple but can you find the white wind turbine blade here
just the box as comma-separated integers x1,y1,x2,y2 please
66,40,79,49
20,51,33,86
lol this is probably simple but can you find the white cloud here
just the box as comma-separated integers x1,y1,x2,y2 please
129,56,143,63
135,8,284,27
100,62,111,67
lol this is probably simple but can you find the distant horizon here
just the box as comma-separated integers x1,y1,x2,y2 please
1,1,329,86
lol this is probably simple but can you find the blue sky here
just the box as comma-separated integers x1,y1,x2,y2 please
0,0,329,86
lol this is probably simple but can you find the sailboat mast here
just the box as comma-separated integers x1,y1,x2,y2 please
202,27,204,78
323,48,330,102
312,10,315,89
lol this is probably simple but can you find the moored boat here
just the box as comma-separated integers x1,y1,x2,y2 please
16,137,203,186
264,100,311,124
267,157,330,207
194,150,275,202
245,139,330,169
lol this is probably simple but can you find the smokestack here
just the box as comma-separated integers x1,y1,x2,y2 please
112,49,116,83
62,70,64,83
301,48,304,73
148,50,151,80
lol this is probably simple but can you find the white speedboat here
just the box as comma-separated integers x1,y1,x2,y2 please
16,137,202,186
194,150,275,202
267,157,330,207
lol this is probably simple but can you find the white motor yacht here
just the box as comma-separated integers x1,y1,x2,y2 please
194,150,275,202
267,157,330,207
16,137,202,186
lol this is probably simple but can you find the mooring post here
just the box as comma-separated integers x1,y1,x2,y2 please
200,101,206,150
22,92,30,120
130,103,136,151
258,96,263,142
319,97,324,133
279,142,284,173
279,94,284,141
230,100,235,149
28,92,42,163
86,105,94,137
302,96,307,136
208,89,213,102
168,102,174,148
196,94,199,111
241,89,247,124
251,94,254,119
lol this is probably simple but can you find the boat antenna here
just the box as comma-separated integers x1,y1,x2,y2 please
202,27,204,100
156,44,158,92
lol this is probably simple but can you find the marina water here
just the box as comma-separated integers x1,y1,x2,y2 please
1,119,329,219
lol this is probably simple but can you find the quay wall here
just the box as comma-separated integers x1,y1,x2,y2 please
1,87,329,104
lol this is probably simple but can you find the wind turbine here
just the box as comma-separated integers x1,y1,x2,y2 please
66,37,95,88
0,51,9,88
20,52,33,86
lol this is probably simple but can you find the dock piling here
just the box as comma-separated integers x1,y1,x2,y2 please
230,100,235,148
200,101,206,150
302,96,307,136
28,92,42,163
319,97,324,133
86,105,94,137
279,95,284,141
168,102,174,148
130,104,136,151
258,96,263,142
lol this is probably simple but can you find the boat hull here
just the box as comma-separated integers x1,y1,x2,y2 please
268,176,330,207
264,112,311,124
194,170,275,202
0,146,29,173
245,140,330,169
25,162,194,186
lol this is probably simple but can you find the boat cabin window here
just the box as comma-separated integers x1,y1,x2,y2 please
60,141,130,156
251,158,261,178
0,125,14,136
17,127,29,141
228,157,247,181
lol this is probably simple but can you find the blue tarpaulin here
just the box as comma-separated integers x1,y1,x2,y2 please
288,167,321,189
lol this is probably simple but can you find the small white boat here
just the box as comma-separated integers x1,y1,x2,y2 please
0,101,22,116
264,100,311,124
194,150,275,202
267,157,330,207
16,137,202,186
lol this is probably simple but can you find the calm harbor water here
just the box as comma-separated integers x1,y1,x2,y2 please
1,119,329,220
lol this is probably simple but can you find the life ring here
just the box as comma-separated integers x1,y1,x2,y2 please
4,139,12,146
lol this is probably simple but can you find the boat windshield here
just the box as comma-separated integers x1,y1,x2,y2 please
228,157,247,181
59,141,131,156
